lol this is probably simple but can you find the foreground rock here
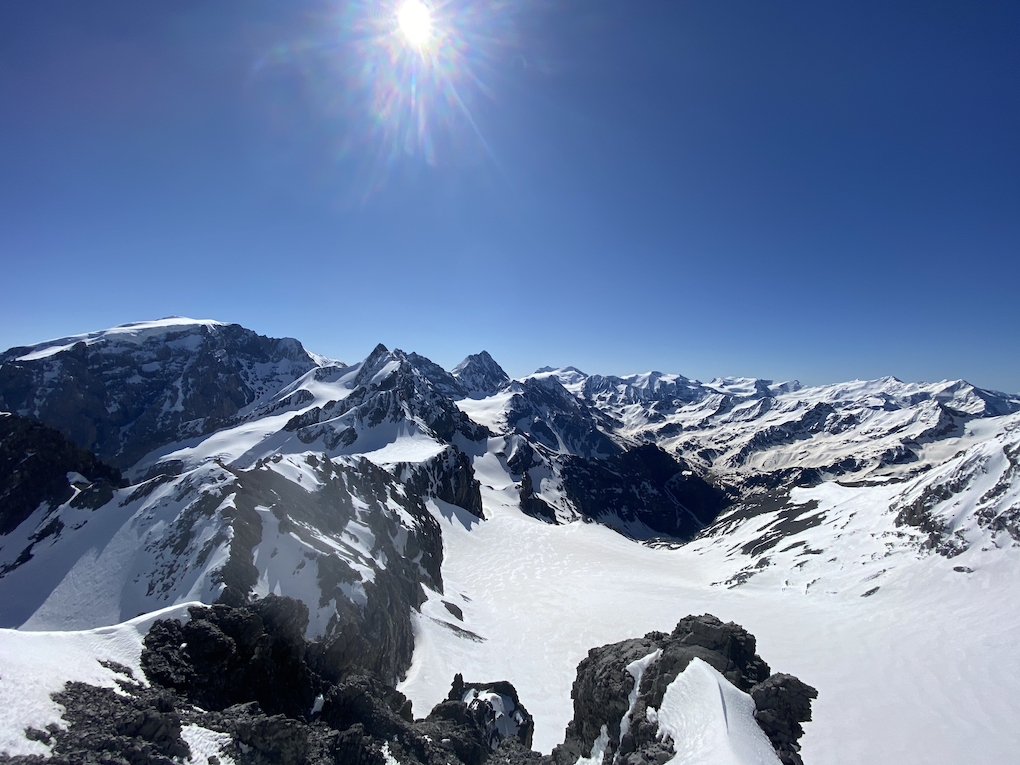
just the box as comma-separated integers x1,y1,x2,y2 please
0,596,537,765
551,614,817,765
3,601,814,765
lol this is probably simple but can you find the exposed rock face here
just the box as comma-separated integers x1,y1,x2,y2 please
138,598,539,765
142,598,320,719
16,675,191,765
505,377,619,459
537,366,1020,495
6,605,814,765
0,412,122,537
448,674,536,751
399,446,484,519
452,352,511,399
891,425,1020,556
206,456,444,686
551,614,817,765
0,448,442,685
0,320,321,469
285,344,489,451
560,444,729,540
751,674,820,765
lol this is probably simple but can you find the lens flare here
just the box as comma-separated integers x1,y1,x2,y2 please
397,1,432,48
251,1,520,199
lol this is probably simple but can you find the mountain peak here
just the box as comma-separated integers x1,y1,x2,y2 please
530,366,588,390
453,351,510,399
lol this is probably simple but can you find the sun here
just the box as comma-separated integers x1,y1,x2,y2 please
397,0,433,48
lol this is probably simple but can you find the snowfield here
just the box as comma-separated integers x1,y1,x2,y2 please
398,446,1020,763
2,324,1018,764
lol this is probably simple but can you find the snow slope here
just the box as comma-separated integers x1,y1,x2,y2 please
398,426,1020,763
2,325,1018,763
0,603,197,758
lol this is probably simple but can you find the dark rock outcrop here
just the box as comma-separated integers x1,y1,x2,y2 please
133,598,541,765
6,603,814,765
552,614,816,765
17,676,191,765
142,597,320,719
751,674,820,765
399,447,484,519
452,352,511,399
0,412,123,537
560,445,729,541
0,322,320,469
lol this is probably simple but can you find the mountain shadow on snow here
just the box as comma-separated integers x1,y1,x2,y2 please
559,445,730,541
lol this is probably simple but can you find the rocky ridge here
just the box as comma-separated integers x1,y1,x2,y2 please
0,319,323,469
0,599,813,765
550,614,816,765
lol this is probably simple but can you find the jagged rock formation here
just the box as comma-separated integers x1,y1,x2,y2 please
0,412,122,537
504,376,619,460
0,445,443,687
4,597,540,765
452,352,511,399
284,344,488,451
550,614,817,765
559,444,729,540
2,604,814,765
531,367,1019,493
399,447,484,519
0,319,322,468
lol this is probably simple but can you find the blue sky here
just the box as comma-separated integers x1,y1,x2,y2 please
2,1,1018,392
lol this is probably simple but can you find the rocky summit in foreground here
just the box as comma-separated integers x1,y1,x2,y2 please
0,596,813,765
0,318,1016,763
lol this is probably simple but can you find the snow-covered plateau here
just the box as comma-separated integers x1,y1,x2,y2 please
0,318,1017,764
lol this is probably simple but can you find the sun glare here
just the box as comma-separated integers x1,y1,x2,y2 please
397,0,432,48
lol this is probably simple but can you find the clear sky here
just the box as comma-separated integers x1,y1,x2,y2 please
2,1,1018,392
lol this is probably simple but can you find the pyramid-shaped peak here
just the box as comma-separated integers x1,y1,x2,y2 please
453,351,510,399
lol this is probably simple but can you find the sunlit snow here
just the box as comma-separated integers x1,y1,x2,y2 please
398,440,1020,763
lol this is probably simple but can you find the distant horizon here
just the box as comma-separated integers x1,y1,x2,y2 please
3,314,1017,396
2,2,1017,395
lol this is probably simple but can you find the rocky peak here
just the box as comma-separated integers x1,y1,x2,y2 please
409,353,468,401
351,343,399,389
581,371,702,407
0,320,320,469
552,614,817,765
452,351,510,399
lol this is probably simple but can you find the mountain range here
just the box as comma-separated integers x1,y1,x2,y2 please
1,318,1017,764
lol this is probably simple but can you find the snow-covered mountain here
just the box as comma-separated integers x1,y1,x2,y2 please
1,317,1018,764
0,318,326,468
